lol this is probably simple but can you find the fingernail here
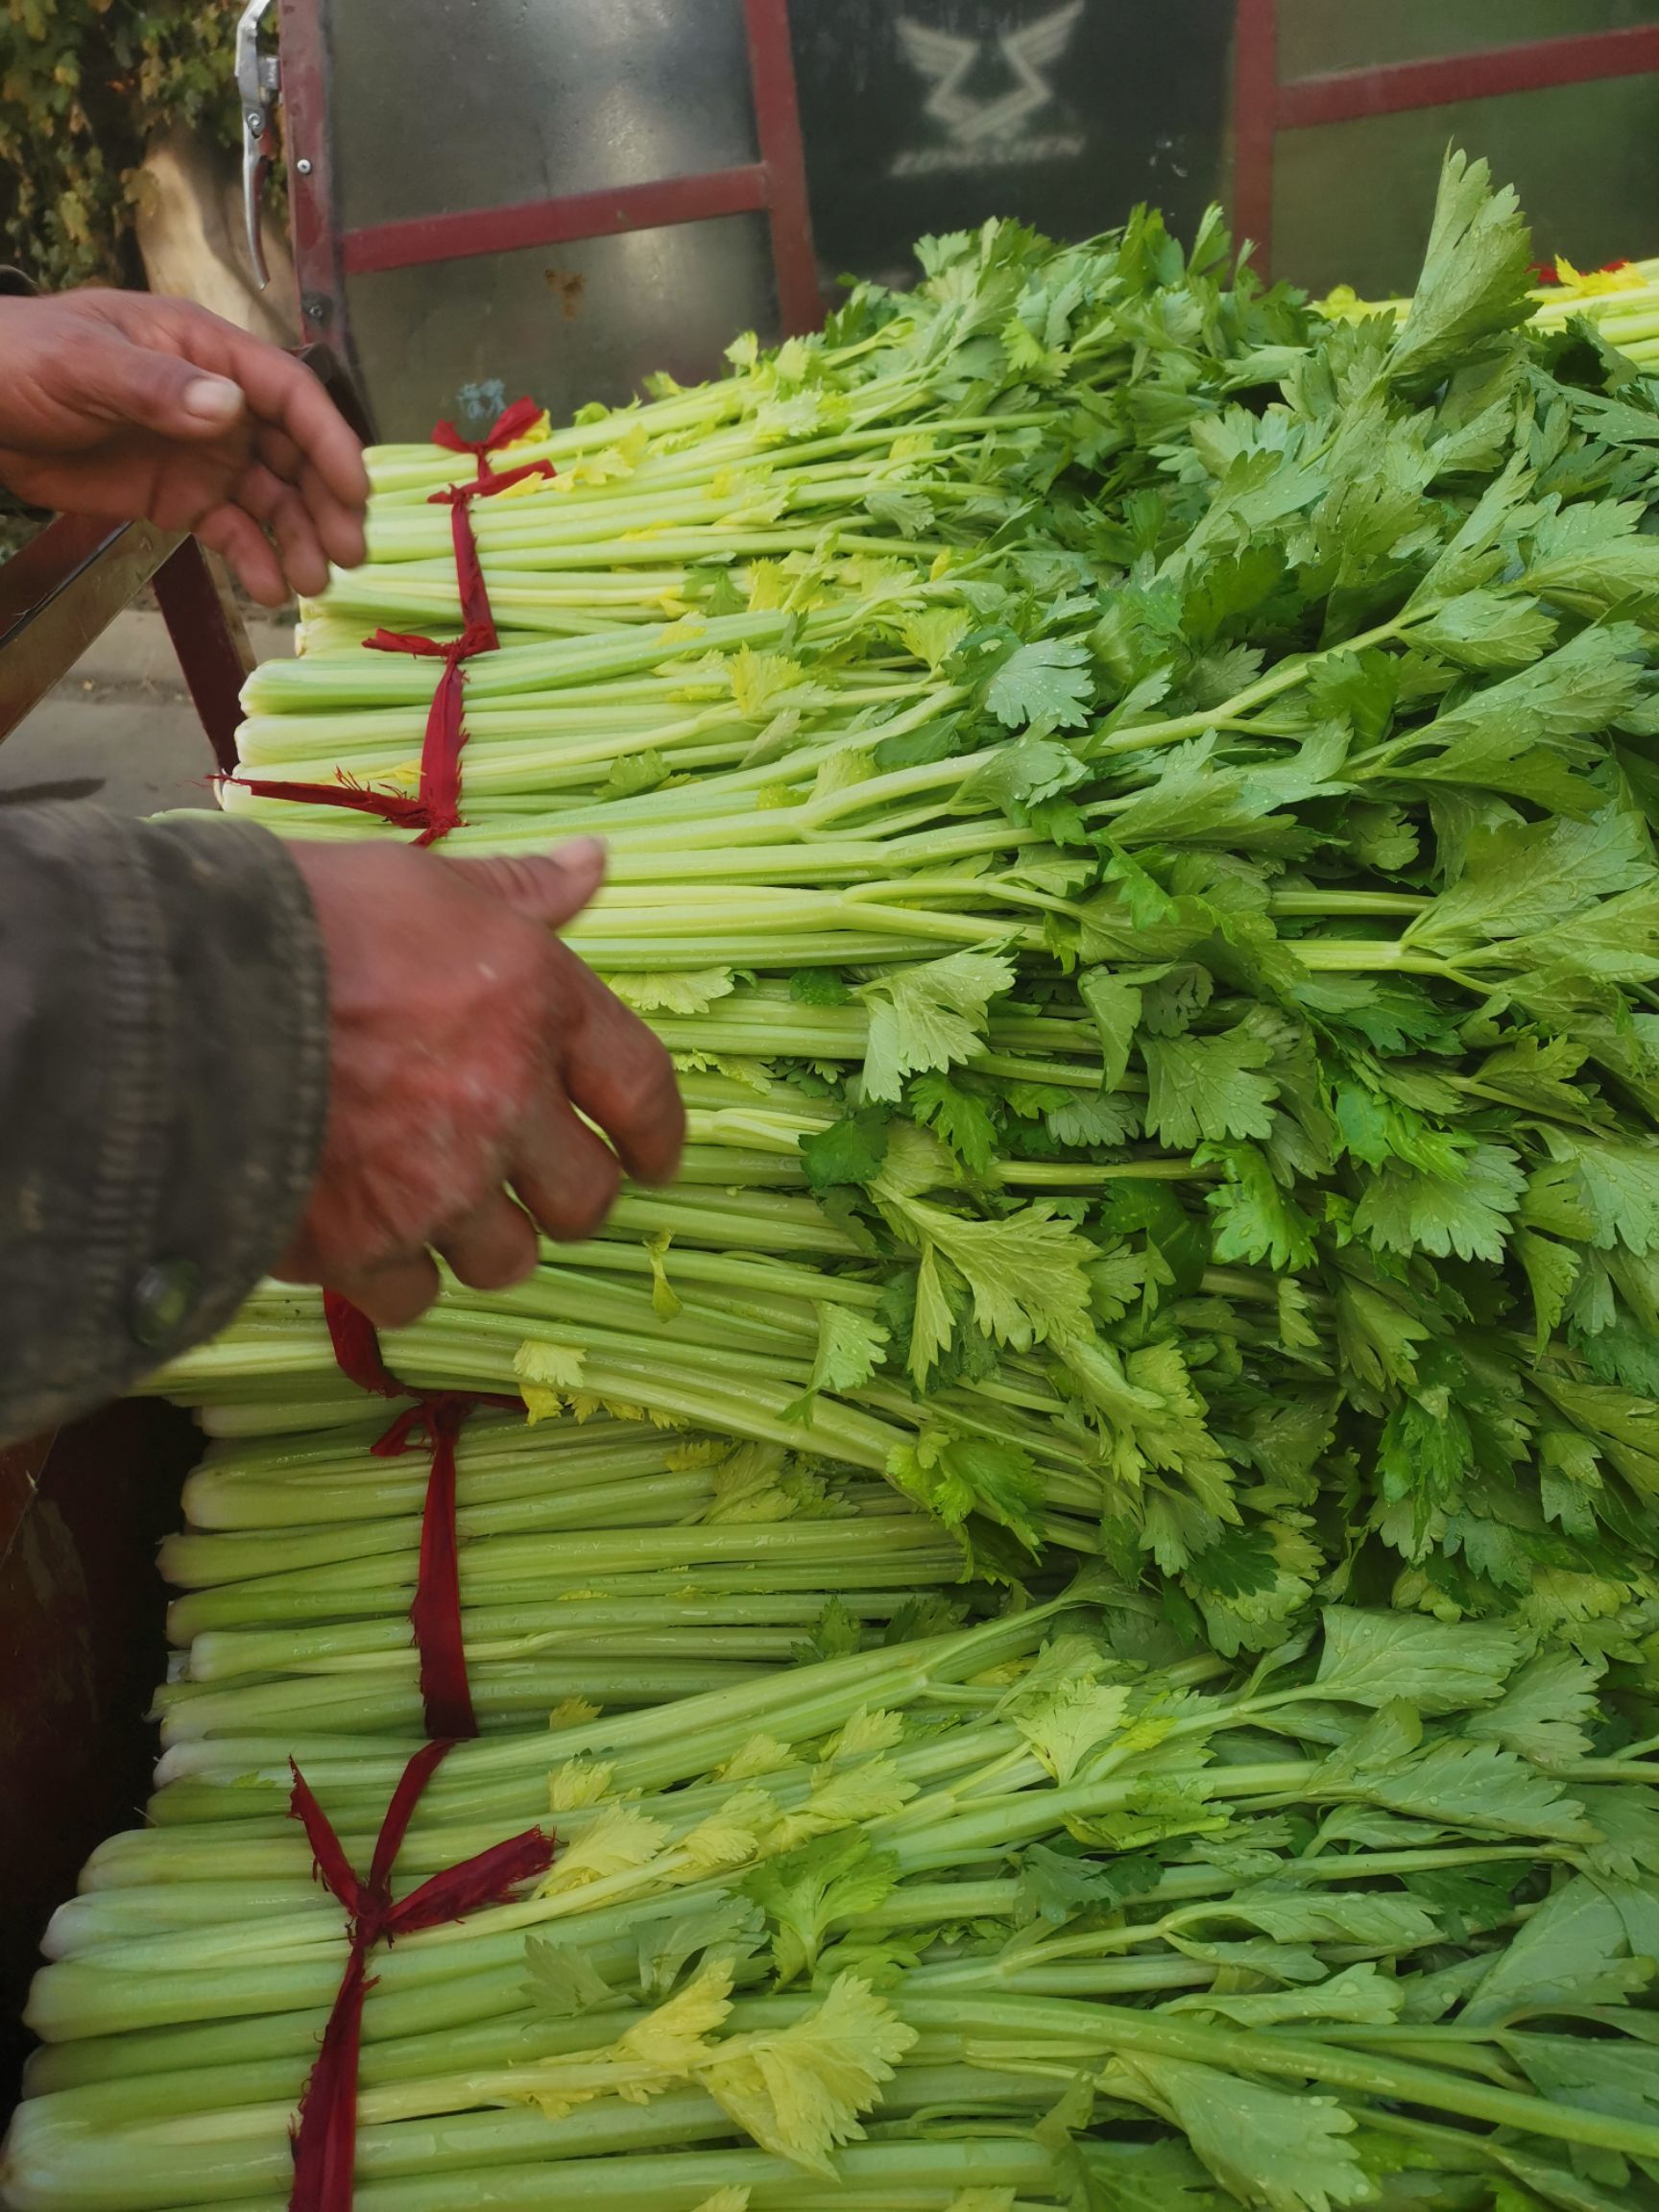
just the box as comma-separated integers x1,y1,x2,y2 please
557,836,607,870
181,376,244,424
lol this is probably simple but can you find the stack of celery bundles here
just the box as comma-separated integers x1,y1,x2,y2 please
195,147,1659,1647
1324,249,1659,368
10,1598,1659,2212
6,149,1659,2212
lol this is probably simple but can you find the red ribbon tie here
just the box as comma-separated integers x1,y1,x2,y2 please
324,1290,517,1741
432,395,548,469
234,397,553,843
287,1740,555,2211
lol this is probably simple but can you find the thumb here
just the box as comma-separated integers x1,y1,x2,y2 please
444,838,607,930
70,333,248,442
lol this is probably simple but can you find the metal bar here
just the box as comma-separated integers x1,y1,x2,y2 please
1278,24,1659,131
743,0,822,335
0,517,181,743
153,541,255,777
1230,0,1280,279
276,0,354,360
0,513,109,637
342,164,772,277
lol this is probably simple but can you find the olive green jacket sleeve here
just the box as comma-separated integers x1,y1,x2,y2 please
0,805,328,1443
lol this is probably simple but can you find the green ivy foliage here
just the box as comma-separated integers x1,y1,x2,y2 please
0,0,244,290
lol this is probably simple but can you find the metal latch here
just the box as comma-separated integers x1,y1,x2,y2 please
236,0,282,290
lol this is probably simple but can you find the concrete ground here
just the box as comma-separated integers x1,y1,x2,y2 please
0,608,292,818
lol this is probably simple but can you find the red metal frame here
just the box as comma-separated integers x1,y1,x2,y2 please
742,0,822,338
342,166,774,277
282,0,822,349
1231,5,1659,278
1231,0,1279,283
152,541,255,773
277,0,352,358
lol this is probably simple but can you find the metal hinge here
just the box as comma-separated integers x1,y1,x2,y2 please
236,0,283,290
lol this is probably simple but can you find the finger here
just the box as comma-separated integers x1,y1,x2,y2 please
60,329,250,445
235,461,331,598
300,457,369,570
561,963,685,1186
252,421,303,481
511,1087,622,1243
193,501,287,607
99,297,371,513
253,422,368,571
433,1190,540,1291
327,1252,442,1331
204,325,371,512
441,840,608,930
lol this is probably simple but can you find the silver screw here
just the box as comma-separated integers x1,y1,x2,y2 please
306,302,325,321
296,157,312,175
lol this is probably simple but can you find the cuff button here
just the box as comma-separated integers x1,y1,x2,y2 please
130,1259,202,1349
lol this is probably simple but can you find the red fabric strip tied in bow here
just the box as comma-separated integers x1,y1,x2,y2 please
432,395,548,471
324,1291,518,1741
288,1740,555,2212
235,399,553,843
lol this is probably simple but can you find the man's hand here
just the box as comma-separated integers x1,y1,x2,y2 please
0,291,370,606
278,838,684,1327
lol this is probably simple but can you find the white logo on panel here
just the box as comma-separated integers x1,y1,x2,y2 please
892,4,1087,173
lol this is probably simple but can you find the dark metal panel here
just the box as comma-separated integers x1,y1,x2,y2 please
0,1436,55,1582
327,0,757,232
294,0,807,429
343,164,772,277
344,211,780,441
0,1402,200,2118
1279,24,1659,130
788,0,1231,294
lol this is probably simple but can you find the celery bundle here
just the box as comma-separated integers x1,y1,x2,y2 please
185,151,1659,1649
9,1601,1659,2211
1324,250,1659,370
154,1414,982,1743
10,148,1659,2212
